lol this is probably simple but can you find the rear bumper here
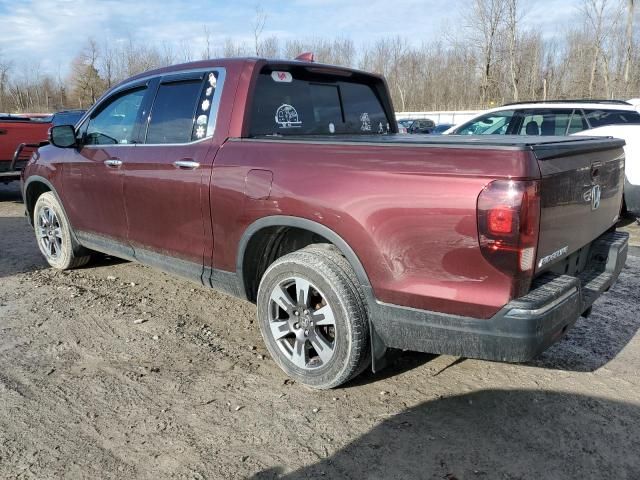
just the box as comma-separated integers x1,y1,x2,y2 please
624,178,640,214
369,230,628,362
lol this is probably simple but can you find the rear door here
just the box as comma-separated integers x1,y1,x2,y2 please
122,70,224,282
532,138,625,273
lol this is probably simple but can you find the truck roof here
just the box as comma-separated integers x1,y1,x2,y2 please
116,57,384,93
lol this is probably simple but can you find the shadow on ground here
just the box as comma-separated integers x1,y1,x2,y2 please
0,215,47,278
251,389,640,479
617,211,639,228
0,182,23,203
345,350,437,388
526,252,640,373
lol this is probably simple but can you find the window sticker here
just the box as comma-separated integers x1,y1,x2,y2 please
360,112,371,131
196,114,208,126
329,122,335,133
201,99,210,112
206,86,213,97
275,104,302,128
208,73,217,88
195,125,205,139
271,71,293,83
378,122,384,134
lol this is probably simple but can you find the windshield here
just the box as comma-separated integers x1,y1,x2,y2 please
249,67,391,136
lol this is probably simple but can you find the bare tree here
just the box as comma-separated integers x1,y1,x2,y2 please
581,0,611,97
69,39,104,108
623,0,635,87
0,51,12,112
506,0,520,101
252,4,267,56
465,0,507,103
202,25,213,60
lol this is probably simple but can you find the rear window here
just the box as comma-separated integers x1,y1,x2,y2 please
584,109,640,128
249,68,390,136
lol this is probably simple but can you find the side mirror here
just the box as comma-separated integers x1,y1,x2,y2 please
49,125,77,148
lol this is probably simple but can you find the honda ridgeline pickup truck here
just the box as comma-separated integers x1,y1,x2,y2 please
22,57,629,389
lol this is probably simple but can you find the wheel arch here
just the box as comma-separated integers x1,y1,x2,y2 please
24,175,82,247
23,176,59,225
237,216,373,302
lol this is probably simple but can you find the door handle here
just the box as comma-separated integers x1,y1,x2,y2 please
104,158,123,168
173,160,200,170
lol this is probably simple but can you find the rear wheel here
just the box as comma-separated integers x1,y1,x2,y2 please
257,245,370,389
34,192,91,270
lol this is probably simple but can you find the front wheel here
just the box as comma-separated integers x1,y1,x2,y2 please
257,245,370,389
33,192,91,270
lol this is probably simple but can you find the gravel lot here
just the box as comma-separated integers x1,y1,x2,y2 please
1,182,639,480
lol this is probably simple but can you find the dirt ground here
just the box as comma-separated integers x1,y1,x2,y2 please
1,181,639,480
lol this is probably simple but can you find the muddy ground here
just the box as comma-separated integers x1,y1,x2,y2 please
1,181,639,480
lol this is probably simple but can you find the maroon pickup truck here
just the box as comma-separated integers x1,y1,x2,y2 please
22,57,629,388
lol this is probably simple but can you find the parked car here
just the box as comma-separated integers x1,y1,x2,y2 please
407,118,436,134
431,123,454,135
396,118,413,134
445,100,640,214
23,58,628,388
0,110,86,183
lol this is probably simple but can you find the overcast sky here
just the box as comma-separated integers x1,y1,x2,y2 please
0,0,585,76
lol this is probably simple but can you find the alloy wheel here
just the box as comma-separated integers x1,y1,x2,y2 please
37,206,63,260
268,276,337,370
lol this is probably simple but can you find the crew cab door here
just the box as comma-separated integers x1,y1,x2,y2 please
122,70,224,282
63,83,151,247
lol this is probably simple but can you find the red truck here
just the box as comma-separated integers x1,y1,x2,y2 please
0,114,51,183
1,111,85,183
22,57,629,388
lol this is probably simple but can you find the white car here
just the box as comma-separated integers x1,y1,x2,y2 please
445,100,640,214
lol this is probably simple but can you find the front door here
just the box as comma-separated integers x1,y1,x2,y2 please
122,71,222,282
63,85,151,250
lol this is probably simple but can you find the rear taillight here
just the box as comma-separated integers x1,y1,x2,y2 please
477,179,541,298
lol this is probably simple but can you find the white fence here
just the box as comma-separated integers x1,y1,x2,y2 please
395,110,483,125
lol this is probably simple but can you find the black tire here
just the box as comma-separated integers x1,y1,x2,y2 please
257,244,370,389
33,192,91,270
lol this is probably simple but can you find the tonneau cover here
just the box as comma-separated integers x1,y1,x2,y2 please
248,134,625,152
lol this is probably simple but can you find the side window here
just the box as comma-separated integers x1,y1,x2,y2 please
583,109,640,128
85,88,146,145
567,110,588,134
455,111,514,135
146,77,208,144
517,109,572,136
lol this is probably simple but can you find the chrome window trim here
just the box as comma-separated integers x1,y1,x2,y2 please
77,67,227,148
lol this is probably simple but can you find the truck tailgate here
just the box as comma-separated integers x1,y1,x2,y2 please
532,137,626,273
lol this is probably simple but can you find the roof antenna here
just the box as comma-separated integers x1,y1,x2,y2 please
295,52,315,62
